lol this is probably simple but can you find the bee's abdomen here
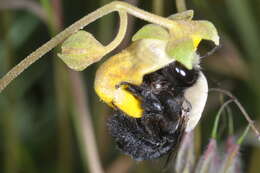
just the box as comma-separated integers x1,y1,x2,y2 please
107,110,186,160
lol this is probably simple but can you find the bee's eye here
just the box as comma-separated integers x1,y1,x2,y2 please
173,62,198,87
174,65,187,78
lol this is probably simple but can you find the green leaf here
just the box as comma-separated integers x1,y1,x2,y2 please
58,30,106,71
132,24,169,41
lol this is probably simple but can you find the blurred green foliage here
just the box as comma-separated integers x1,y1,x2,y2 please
0,0,260,173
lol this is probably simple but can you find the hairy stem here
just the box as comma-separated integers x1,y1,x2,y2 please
210,88,260,141
0,1,176,93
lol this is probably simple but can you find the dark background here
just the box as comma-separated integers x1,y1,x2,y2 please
0,0,260,172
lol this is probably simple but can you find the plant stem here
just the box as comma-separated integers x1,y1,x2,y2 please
43,0,74,172
0,11,20,173
40,0,55,32
0,0,48,22
237,125,250,145
176,0,187,12
0,1,176,93
210,88,260,141
117,0,138,49
153,0,164,15
70,71,104,173
211,99,234,139
227,107,234,136
103,11,127,54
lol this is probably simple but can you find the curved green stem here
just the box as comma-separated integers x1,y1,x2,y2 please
237,125,250,145
227,107,234,136
115,2,176,28
0,1,176,93
210,88,260,141
104,10,128,54
211,99,234,139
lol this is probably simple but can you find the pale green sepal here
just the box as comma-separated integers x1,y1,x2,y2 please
168,10,194,20
58,30,106,71
192,21,220,46
132,24,169,41
166,39,195,69
175,20,219,46
204,21,219,46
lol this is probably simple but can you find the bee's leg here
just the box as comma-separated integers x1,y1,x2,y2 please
116,81,164,113
182,99,192,114
141,91,164,113
141,113,168,138
115,81,144,98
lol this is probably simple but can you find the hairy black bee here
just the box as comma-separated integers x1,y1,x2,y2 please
107,61,202,160
94,38,209,160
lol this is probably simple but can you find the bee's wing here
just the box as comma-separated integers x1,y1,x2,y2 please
164,111,189,169
184,72,208,132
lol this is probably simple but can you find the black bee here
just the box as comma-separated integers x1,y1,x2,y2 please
106,60,206,160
